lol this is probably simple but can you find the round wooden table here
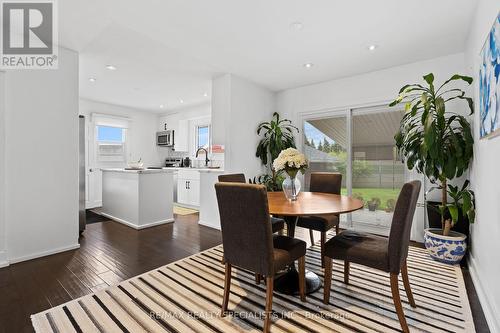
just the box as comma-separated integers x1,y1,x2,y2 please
267,191,364,295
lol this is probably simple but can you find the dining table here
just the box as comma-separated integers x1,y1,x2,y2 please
267,191,364,295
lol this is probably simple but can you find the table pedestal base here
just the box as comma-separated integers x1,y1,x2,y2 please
274,266,321,295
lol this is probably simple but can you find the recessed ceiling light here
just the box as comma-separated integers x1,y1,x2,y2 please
89,77,96,82
303,63,314,69
203,92,208,97
105,65,117,70
290,22,303,30
180,99,184,104
159,104,164,109
368,44,378,51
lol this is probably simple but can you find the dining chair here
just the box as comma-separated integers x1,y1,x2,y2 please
296,172,342,267
220,173,286,284
322,180,421,333
215,182,307,333
218,174,285,233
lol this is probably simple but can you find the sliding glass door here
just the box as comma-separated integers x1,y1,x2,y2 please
350,107,405,233
302,106,406,235
303,114,348,226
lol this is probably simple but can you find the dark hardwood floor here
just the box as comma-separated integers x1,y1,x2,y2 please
0,213,221,333
0,214,489,332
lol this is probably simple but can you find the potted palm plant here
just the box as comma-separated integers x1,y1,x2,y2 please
390,73,476,264
254,112,299,191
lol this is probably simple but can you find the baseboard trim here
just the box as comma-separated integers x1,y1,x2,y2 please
8,243,80,265
0,250,8,268
468,255,499,333
174,202,200,210
100,212,174,230
198,220,221,230
86,201,102,209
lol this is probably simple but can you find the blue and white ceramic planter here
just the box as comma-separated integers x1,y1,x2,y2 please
424,228,467,265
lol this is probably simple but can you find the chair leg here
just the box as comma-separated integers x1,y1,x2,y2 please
221,263,232,316
264,277,274,333
401,261,416,308
309,229,314,245
344,261,350,284
323,256,332,304
390,273,409,333
335,224,339,235
255,273,261,285
298,256,306,302
320,232,326,268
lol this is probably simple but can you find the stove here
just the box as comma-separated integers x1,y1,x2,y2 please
164,158,182,167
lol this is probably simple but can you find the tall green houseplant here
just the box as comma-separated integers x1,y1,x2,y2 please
390,73,475,236
255,112,298,190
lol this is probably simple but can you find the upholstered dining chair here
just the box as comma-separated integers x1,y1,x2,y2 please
297,172,342,267
215,183,307,333
322,180,421,333
219,173,286,285
218,174,285,234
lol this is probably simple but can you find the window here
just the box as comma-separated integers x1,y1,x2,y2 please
97,126,124,143
96,125,127,161
196,125,210,150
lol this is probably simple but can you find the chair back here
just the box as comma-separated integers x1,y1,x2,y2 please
310,172,342,195
215,183,274,276
388,180,421,273
218,173,246,183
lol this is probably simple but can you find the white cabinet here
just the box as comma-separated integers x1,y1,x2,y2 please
177,169,200,207
174,119,189,152
188,179,200,206
177,180,189,205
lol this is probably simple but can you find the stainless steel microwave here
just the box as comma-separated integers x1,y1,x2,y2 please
156,130,174,146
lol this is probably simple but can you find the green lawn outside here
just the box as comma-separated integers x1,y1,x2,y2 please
340,187,400,211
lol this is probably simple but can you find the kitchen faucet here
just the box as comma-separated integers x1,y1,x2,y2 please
195,147,210,166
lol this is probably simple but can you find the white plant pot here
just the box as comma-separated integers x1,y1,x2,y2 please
423,228,467,265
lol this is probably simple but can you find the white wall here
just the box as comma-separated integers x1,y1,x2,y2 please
276,53,467,119
212,74,275,178
4,48,80,263
465,1,500,331
212,74,231,148
0,71,6,267
229,75,276,177
80,99,167,167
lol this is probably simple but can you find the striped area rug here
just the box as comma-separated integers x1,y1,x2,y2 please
31,236,475,332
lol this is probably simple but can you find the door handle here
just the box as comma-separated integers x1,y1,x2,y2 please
187,181,190,189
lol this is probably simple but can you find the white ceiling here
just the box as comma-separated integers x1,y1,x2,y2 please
60,0,477,112
309,110,405,148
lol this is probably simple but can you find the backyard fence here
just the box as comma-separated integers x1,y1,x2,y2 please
305,160,404,190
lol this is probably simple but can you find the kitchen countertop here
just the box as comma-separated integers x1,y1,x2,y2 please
101,168,175,174
163,167,224,172
197,168,225,173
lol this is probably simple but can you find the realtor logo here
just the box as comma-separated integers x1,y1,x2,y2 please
1,0,58,69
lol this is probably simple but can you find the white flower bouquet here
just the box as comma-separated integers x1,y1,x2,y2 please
272,148,308,178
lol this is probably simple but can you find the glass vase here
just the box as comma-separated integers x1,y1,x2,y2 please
282,173,301,201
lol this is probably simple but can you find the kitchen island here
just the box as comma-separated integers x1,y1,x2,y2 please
101,168,174,229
